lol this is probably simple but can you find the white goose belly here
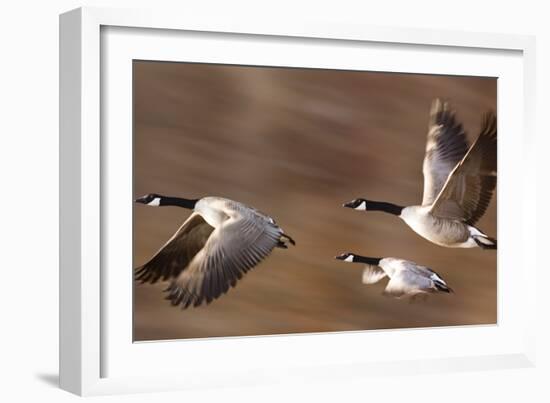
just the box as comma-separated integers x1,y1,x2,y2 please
399,206,474,247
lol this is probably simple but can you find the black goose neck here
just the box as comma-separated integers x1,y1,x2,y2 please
161,196,199,209
366,200,404,216
354,256,382,265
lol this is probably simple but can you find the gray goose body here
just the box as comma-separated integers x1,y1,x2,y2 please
134,195,295,308
336,253,453,298
344,99,497,249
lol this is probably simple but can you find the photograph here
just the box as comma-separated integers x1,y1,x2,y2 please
132,61,497,342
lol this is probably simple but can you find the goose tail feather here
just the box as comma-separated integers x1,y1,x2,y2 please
473,235,497,250
434,280,453,293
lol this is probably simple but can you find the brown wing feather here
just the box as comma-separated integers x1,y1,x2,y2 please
165,212,283,309
134,213,215,284
422,99,470,206
430,111,497,224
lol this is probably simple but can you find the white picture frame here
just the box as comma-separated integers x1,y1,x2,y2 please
59,6,537,396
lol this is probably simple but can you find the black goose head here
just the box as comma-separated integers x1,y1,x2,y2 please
343,198,404,216
135,193,163,206
336,253,382,266
343,198,368,210
135,194,199,209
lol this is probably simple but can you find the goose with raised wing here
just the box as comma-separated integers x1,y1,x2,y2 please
134,194,295,309
335,252,453,298
343,99,497,249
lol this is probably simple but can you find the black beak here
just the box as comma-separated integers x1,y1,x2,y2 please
335,254,348,260
342,200,356,208
135,196,148,204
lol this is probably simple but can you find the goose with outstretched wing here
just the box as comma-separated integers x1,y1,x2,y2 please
343,99,497,249
134,194,295,309
335,252,453,298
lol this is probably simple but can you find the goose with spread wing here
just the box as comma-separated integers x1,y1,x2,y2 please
134,194,295,309
335,252,453,298
343,99,497,249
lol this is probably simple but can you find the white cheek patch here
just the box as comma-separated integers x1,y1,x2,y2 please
354,201,367,210
344,255,354,262
148,197,161,206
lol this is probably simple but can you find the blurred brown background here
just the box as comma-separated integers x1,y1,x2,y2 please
133,61,497,342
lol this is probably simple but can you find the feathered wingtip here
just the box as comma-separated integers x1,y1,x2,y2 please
480,110,497,140
134,265,150,283
280,233,296,246
134,264,169,284
429,98,454,127
430,98,444,117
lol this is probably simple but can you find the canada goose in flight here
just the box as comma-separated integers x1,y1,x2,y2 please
335,252,453,298
134,194,295,308
344,99,497,249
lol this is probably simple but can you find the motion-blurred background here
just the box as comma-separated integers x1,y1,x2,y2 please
133,61,497,341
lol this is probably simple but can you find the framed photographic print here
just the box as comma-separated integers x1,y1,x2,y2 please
59,7,537,396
